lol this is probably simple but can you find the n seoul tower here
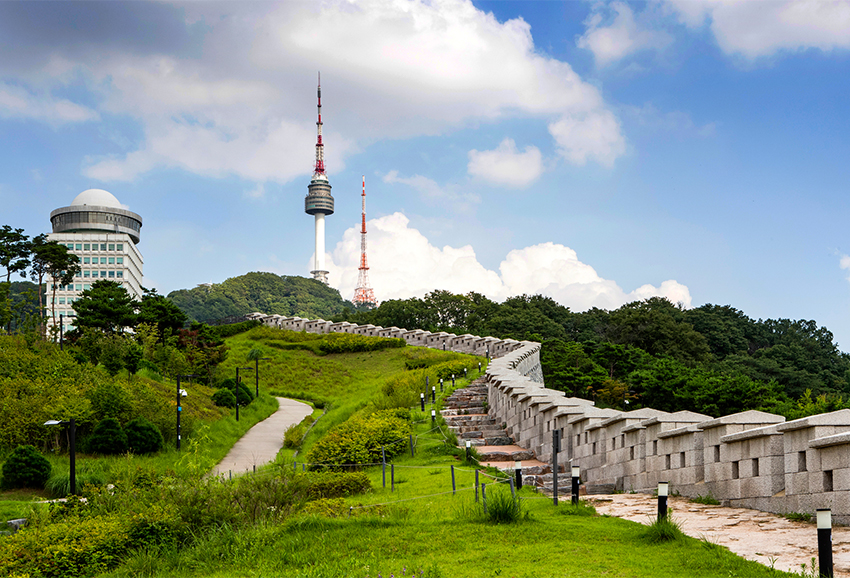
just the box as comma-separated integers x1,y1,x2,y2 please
305,73,334,284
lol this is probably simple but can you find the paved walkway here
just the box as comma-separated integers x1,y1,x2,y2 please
211,397,313,477
591,493,850,577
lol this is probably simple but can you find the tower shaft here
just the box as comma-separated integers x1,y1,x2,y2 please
305,72,334,284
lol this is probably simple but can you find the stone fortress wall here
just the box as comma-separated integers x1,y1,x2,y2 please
248,312,850,522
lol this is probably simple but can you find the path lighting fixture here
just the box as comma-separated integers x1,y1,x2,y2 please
235,366,253,422
44,419,75,495
817,509,834,577
176,374,197,450
253,357,271,398
571,465,581,505
657,481,669,521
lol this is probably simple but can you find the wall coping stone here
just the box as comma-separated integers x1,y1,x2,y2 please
657,424,702,439
601,408,668,427
775,409,850,432
555,405,595,418
810,431,850,449
697,410,785,430
641,410,712,426
568,407,620,426
622,422,646,434
720,423,783,444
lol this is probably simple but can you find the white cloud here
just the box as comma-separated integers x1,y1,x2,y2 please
577,2,673,66
467,138,543,188
548,110,626,167
326,213,691,311
16,0,623,183
665,0,850,58
0,82,99,125
840,254,850,282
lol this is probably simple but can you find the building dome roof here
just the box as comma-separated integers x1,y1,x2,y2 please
70,189,122,208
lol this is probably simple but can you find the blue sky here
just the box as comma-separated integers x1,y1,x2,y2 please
2,1,850,348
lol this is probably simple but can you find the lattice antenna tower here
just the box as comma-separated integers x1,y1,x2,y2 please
352,175,377,308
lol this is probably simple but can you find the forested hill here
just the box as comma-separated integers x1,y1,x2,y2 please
167,272,353,323
336,292,850,419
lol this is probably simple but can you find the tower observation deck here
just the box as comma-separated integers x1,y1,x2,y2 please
305,73,334,284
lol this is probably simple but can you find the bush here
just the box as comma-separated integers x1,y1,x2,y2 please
220,377,254,406
482,486,524,524
306,410,412,468
306,471,371,499
302,497,348,518
283,423,305,449
212,388,237,408
317,333,406,354
87,417,128,455
125,417,164,454
1,444,51,490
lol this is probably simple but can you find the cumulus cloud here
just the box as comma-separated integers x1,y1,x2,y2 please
577,2,673,66
665,0,850,59
840,254,850,282
467,138,543,187
2,0,625,183
0,82,99,125
326,213,691,311
548,110,626,167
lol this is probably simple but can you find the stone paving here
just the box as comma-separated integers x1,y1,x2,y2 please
210,397,312,477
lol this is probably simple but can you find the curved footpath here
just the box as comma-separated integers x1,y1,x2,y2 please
210,397,312,477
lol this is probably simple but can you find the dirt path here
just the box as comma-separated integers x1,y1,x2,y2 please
588,493,850,576
210,397,312,477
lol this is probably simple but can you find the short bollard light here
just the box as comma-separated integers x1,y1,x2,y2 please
817,508,834,578
464,368,467,378
571,465,581,506
431,409,436,423
420,392,425,411
44,419,76,496
431,386,436,403
478,362,481,372
466,440,472,462
452,374,455,387
515,460,523,490
439,378,444,392
657,482,669,521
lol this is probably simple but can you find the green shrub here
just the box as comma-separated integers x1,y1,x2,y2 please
317,333,406,354
642,515,685,543
87,417,128,455
302,497,348,518
210,319,262,339
482,486,524,524
212,387,236,408
689,494,720,506
283,423,305,449
125,417,164,454
220,377,254,406
306,410,412,468
306,471,371,499
1,444,51,490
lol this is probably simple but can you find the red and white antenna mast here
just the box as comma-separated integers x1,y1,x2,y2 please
314,71,325,175
352,175,377,308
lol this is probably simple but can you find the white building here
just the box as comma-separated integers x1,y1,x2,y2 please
46,189,143,332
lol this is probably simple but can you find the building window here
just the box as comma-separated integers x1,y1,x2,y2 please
108,271,115,278
75,244,82,250
75,284,81,291
66,243,73,249
100,271,107,278
116,243,123,251
83,271,90,278
116,271,123,278
108,244,115,251
84,244,90,251
59,298,65,305
100,244,107,251
84,284,90,290
100,257,107,264
117,257,123,264
108,257,115,264
83,257,90,264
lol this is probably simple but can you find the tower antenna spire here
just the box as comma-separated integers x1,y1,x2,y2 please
314,71,325,175
353,175,377,309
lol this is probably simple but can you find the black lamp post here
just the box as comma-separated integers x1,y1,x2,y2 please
176,374,197,450
59,314,64,351
253,357,271,398
235,366,253,422
44,419,75,495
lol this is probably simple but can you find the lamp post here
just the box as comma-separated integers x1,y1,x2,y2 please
235,366,253,422
59,314,64,351
176,374,197,450
253,356,271,398
44,419,75,496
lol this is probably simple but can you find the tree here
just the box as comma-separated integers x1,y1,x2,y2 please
72,280,137,334
0,226,31,284
137,287,187,337
29,236,80,338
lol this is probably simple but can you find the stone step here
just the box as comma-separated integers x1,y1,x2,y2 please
451,425,503,434
478,449,535,462
585,483,616,495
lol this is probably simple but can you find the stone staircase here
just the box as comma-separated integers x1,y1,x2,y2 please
442,378,572,493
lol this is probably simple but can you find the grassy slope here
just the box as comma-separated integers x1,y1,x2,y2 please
106,419,796,578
